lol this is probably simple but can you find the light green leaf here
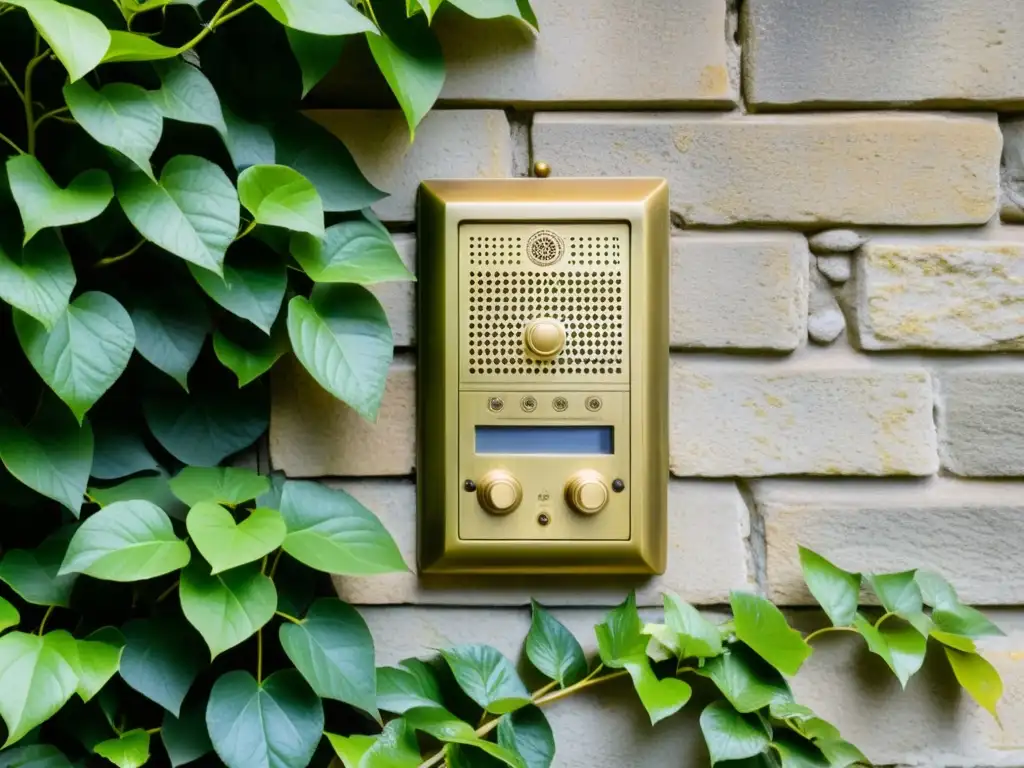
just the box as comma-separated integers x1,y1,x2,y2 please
89,471,188,520
930,630,978,653
171,466,271,507
697,645,793,714
700,701,771,765
286,30,346,97
179,560,276,659
255,0,376,35
731,592,812,676
0,399,93,515
932,603,1004,639
328,719,419,768
816,738,868,768
0,744,73,768
102,30,180,63
624,656,691,725
4,0,110,81
0,598,18,634
129,280,211,390
594,593,646,668
864,571,923,619
59,499,190,581
287,285,393,421
117,156,239,275
0,632,78,746
161,692,213,767
6,156,113,244
525,600,587,687
326,732,376,768
152,60,227,136
497,706,553,768
447,0,536,28
642,624,677,663
279,480,406,575
64,81,162,178
238,165,324,237
119,618,204,716
213,323,289,387
14,292,135,423
186,503,285,575
206,670,323,768
407,0,444,20
45,630,123,702
915,571,959,610
945,648,1002,721
91,419,160,480
95,729,150,768
663,593,723,657
440,645,530,715
852,614,925,689
224,108,275,172
0,230,76,329
188,243,286,334
290,220,413,284
404,708,525,768
798,548,860,628
278,598,378,718
377,659,443,714
0,528,77,607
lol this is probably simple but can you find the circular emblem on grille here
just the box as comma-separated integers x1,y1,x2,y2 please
526,230,564,266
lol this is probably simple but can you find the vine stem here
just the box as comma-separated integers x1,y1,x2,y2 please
234,220,256,241
362,0,380,29
23,41,48,155
215,0,256,25
0,131,24,154
275,610,302,624
174,0,250,55
36,605,55,635
257,628,263,683
145,727,161,735
804,626,859,644
155,580,180,604
33,105,69,130
0,58,24,100
267,549,284,580
95,239,146,268
874,611,895,629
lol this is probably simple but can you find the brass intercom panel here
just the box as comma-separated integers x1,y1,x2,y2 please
417,178,669,574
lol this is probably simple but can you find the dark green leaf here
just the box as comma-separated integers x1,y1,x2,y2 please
238,165,324,237
440,645,530,715
213,323,289,387
798,548,859,628
0,230,76,329
152,60,227,137
864,571,923,619
119,617,205,716
290,220,414,284
161,691,213,767
731,592,812,676
663,593,723,657
5,0,109,81
185,502,284,577
179,560,276,659
0,527,77,607
525,600,586,687
852,614,925,689
771,732,829,768
945,648,1002,721
0,632,78,746
129,280,211,390
64,81,163,178
594,593,645,668
404,708,524,768
699,701,771,765
94,729,149,768
697,645,793,713
0,744,73,768
89,471,188,520
376,659,443,714
815,738,868,768
497,706,553,768
90,419,160,480
171,466,271,507
223,108,275,172
287,30,346,97
188,243,286,334
6,156,113,243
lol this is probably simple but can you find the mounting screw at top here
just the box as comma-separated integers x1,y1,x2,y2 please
464,480,477,492
533,161,551,178
612,479,625,493
538,514,550,526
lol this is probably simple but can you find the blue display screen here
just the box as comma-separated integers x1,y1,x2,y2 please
475,426,614,455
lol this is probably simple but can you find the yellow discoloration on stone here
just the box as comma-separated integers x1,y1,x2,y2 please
698,64,729,97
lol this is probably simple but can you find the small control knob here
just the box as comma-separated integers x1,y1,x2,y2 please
523,318,566,360
564,470,610,515
477,470,523,515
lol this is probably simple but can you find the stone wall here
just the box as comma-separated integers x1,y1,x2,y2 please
271,2,1024,765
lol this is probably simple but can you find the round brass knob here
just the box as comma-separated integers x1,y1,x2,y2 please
477,470,523,515
564,470,610,515
523,318,566,360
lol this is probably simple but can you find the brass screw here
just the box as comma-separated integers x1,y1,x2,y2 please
538,514,550,526
552,396,568,412
533,161,551,178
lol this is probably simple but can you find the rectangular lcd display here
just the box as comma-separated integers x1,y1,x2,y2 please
475,426,614,455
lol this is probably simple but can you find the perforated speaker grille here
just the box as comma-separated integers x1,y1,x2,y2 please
460,223,630,384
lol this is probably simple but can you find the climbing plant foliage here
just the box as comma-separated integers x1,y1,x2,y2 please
0,0,1006,766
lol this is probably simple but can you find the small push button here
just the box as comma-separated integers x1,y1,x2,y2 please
477,470,523,515
564,470,610,515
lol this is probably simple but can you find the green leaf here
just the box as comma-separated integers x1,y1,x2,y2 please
700,701,771,765
525,600,586,687
798,548,860,628
731,592,812,676
179,560,276,659
171,466,271,507
102,30,179,63
377,659,443,714
224,108,275,172
0,598,18,634
663,593,723,657
404,708,524,768
497,706,553,768
0,399,93,515
117,156,239,275
6,156,113,244
0,632,78,746
143,383,268,466
188,243,286,334
772,732,829,768
129,279,211,390
944,648,1002,721
439,645,530,715
213,323,289,387
366,5,444,137
328,719,419,768
206,669,323,768
287,30,345,97
0,230,76,329
4,0,110,81
89,471,188,520
852,614,926,689
119,618,204,716
930,629,977,653
864,571,923,618
45,630,123,702
914,571,959,610
624,656,691,725
815,738,868,768
287,285,393,421
407,0,444,20
279,478,406,576
152,60,227,137
186,502,281,570
278,598,378,718
698,645,793,714
91,419,160,480
515,0,538,29
255,0,377,35
238,165,324,237
94,729,149,768
64,81,163,178
594,593,645,668
161,692,213,767
290,220,414,284
932,604,1004,639
0,744,73,768
0,528,77,607
14,292,135,423
60,499,189,580
446,0,536,27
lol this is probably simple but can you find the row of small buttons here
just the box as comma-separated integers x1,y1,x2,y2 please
487,395,603,413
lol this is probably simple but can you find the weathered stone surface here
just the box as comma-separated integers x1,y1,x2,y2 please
269,356,415,477
369,234,415,347
815,254,852,283
307,110,513,222
1001,117,1024,222
671,233,808,351
808,269,845,345
937,368,1024,476
744,0,1024,109
853,239,1024,350
809,230,866,255
756,479,1024,605
332,479,754,606
670,357,938,477
532,113,1000,227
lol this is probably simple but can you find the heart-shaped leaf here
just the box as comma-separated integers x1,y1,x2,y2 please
206,670,323,768
90,419,160,480
439,645,530,715
497,706,554,768
594,593,646,668
129,279,211,390
171,466,271,507
64,81,163,178
117,156,239,275
14,292,135,424
238,165,324,237
45,630,123,702
799,548,860,628
119,618,205,716
697,645,793,714
0,744,74,768
89,471,188,520
447,0,538,28
0,527,77,607
290,220,413,284
625,657,691,726
161,691,213,767
95,729,150,768
213,323,289,387
287,285,393,421
188,242,286,334
286,30,346,98
179,560,276,659
6,156,113,244
186,503,285,575
152,60,227,137
730,592,812,676
404,708,525,768
59,500,190,581
853,614,926,689
377,659,443,714
0,632,78,746
0,230,75,329
663,593,723,658
865,571,923,619
255,0,377,35
0,598,18,635
4,0,110,81
327,719,419,768
525,601,587,687
279,598,377,718
224,108,275,172
699,701,771,765
945,647,1003,721
103,30,180,63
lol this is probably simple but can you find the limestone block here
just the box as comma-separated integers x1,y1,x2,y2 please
937,368,1024,476
744,0,1024,109
671,233,808,351
369,234,415,347
815,255,852,284
331,479,754,606
808,230,865,255
808,268,845,345
853,239,1024,350
670,357,938,477
532,113,1000,227
306,110,513,222
756,479,1024,606
269,355,415,477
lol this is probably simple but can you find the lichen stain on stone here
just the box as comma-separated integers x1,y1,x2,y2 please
698,64,728,97
672,131,694,154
